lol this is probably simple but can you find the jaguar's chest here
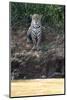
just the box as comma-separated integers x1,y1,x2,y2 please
31,24,41,33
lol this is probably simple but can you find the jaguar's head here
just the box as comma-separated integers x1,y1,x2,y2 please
30,14,42,23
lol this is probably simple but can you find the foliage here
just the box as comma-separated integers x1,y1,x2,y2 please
10,2,65,34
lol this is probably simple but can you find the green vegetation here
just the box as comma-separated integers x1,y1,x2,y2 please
10,2,65,34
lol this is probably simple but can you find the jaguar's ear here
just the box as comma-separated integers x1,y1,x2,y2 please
40,15,43,19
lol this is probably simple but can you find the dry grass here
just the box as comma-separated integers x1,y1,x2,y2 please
11,78,64,97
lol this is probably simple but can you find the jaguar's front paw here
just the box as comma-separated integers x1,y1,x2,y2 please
27,38,31,44
32,46,36,50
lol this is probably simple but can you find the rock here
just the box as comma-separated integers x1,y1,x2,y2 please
11,27,64,80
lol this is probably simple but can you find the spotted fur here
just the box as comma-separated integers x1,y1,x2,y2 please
27,14,42,50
